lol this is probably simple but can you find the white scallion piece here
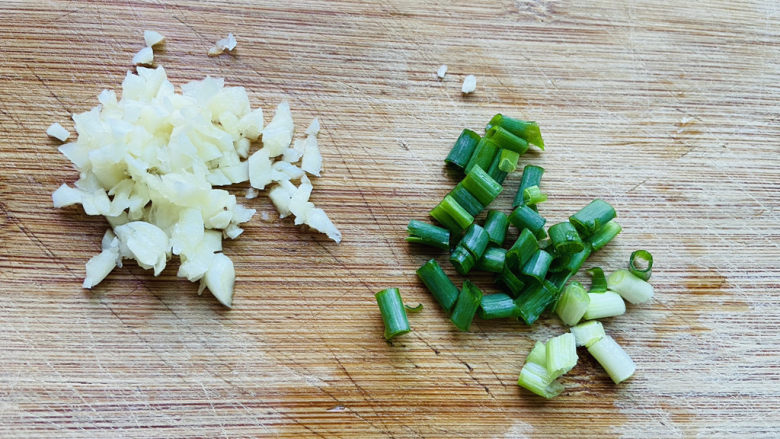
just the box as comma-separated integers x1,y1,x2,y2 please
461,74,476,94
555,281,589,326
46,122,70,141
607,269,654,304
587,335,636,384
545,333,578,377
570,320,606,348
583,291,626,320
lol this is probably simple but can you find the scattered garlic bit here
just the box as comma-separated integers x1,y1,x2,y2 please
245,187,258,199
261,101,294,157
46,122,70,141
208,33,237,56
301,134,322,177
461,74,476,94
132,47,154,65
437,64,447,79
143,30,165,47
305,117,320,136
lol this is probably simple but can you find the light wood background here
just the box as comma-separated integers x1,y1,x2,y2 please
1,1,778,437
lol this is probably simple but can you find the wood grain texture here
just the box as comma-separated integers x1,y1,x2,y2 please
1,0,778,437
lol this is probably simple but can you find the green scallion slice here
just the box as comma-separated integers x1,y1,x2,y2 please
486,150,508,184
587,335,636,384
483,210,508,245
450,280,483,331
475,246,507,273
513,165,545,209
375,288,411,340
554,281,590,326
506,228,539,274
460,223,489,260
570,320,605,348
464,137,499,174
404,303,424,313
607,269,654,304
628,249,653,281
461,164,503,206
450,245,476,275
445,129,481,170
586,267,607,293
478,293,520,319
548,222,584,255
406,220,450,250
549,243,592,274
509,205,547,239
449,182,485,217
486,125,530,154
569,199,617,238
496,266,526,297
518,362,564,399
487,114,544,149
522,185,547,206
498,148,520,173
515,281,558,325
430,194,474,233
583,291,626,320
526,341,547,365
416,259,459,312
546,333,578,377
589,220,622,251
521,249,554,284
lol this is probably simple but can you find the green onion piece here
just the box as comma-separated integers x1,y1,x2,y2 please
483,210,509,245
518,362,564,399
607,269,654,304
485,126,530,154
521,249,553,284
450,280,483,331
488,114,544,149
430,195,474,233
486,150,508,184
475,246,506,273
629,249,654,281
450,245,476,275
478,293,520,319
589,220,622,251
406,220,450,250
538,238,552,250
459,223,490,260
404,303,424,313
570,320,605,348
515,281,558,325
569,199,617,238
587,267,607,293
496,266,526,297
587,335,636,384
462,165,503,206
549,243,592,274
554,281,590,326
464,137,499,174
526,341,547,365
508,205,547,239
416,259,459,312
506,228,539,274
513,165,545,209
445,129,481,170
546,271,574,292
522,185,548,206
498,148,520,173
448,182,485,217
546,333,578,377
548,222,584,255
375,288,411,340
583,291,626,320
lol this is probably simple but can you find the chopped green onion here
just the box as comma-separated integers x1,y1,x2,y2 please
496,266,525,297
483,210,508,245
478,293,520,319
459,223,489,259
506,229,540,274
450,245,476,275
475,246,506,273
569,199,617,238
486,150,508,184
546,270,575,292
464,137,499,174
546,333,578,377
583,291,626,320
554,281,590,326
461,165,503,206
515,281,558,325
548,222,584,255
449,182,485,217
526,341,547,365
404,303,424,313
430,195,474,233
607,269,654,304
375,288,411,340
498,148,520,173
628,250,653,280
406,220,450,250
508,205,547,239
450,280,483,331
487,114,544,149
485,126,529,154
587,335,636,384
589,220,622,251
538,238,552,250
549,243,592,274
416,259,459,312
445,129,481,170
570,321,605,348
517,362,564,399
521,249,553,284
513,165,544,209
522,185,547,206
587,267,607,293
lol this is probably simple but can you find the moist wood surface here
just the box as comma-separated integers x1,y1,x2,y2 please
1,1,778,437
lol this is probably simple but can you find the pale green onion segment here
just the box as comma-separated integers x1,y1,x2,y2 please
587,335,636,384
583,291,626,320
607,269,654,304
570,321,605,348
555,281,590,326
546,333,578,377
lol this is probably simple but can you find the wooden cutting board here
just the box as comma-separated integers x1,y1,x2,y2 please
1,1,778,437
